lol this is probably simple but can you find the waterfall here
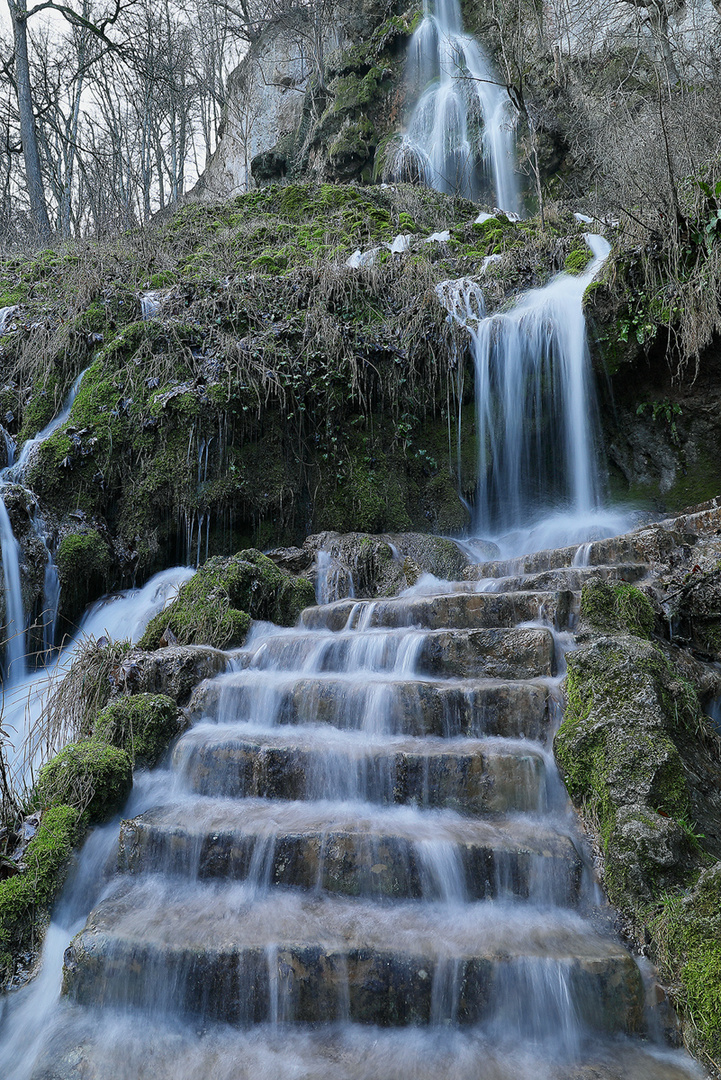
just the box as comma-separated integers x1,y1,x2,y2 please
0,562,704,1080
0,368,89,677
0,497,27,682
392,0,519,212
1,566,195,791
5,367,88,482
438,235,615,545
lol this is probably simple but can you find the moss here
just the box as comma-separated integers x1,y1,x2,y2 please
564,245,593,274
652,864,721,1060
92,694,182,767
555,635,693,905
0,805,83,984
138,550,315,650
580,578,655,638
33,740,133,824
56,529,113,622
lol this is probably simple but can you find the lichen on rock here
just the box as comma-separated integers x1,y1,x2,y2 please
556,572,721,1063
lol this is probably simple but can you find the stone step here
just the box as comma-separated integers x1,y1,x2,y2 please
463,562,648,590
188,672,553,740
172,726,550,813
244,626,555,680
62,885,644,1032
117,798,582,904
31,1013,705,1080
300,591,576,633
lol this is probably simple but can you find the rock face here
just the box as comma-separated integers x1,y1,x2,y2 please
193,0,409,199
196,13,346,199
191,0,721,203
556,632,693,903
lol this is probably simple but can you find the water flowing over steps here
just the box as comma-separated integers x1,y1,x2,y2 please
43,539,703,1080
189,674,553,738
243,625,556,679
116,799,583,902
63,887,641,1030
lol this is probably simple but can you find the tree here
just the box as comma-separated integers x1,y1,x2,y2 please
4,0,127,238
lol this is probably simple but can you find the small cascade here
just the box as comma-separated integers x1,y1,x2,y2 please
4,367,88,485
0,305,17,335
0,496,27,682
0,368,89,675
0,552,704,1080
139,291,161,320
1,566,194,793
438,235,611,542
314,547,355,605
392,0,519,212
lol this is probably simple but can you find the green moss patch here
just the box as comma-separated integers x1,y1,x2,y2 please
33,740,133,824
0,805,83,984
653,863,721,1061
56,529,113,622
92,694,183,767
139,550,315,650
580,578,655,638
564,245,593,274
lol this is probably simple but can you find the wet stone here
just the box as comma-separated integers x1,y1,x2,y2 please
116,801,583,904
187,675,552,740
300,591,572,633
61,888,645,1033
171,731,549,813
246,626,555,680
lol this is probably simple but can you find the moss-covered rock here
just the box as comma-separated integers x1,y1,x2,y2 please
0,805,83,985
555,634,695,905
92,694,183,767
652,862,721,1062
554,571,721,1062
138,550,315,650
306,530,470,600
33,741,133,824
55,528,113,623
579,577,655,638
564,245,593,274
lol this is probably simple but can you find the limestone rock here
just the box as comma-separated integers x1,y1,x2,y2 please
305,531,470,601
123,645,229,705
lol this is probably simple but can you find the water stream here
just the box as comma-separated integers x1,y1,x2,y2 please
0,587,703,1079
1,567,193,794
0,368,89,681
438,234,634,554
392,0,520,212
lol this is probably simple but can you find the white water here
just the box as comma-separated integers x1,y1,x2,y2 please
140,291,161,320
0,580,703,1080
437,235,634,553
392,0,519,212
1,566,194,792
0,368,89,678
0,497,27,681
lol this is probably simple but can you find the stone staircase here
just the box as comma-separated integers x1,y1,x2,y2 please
35,537,705,1080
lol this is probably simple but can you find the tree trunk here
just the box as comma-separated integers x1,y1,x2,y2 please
8,0,52,238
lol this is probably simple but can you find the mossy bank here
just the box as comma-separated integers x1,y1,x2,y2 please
555,577,721,1068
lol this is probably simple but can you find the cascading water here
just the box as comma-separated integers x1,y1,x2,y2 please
393,0,520,213
438,234,630,553
1,566,194,792
0,581,703,1080
0,496,27,681
0,368,89,679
